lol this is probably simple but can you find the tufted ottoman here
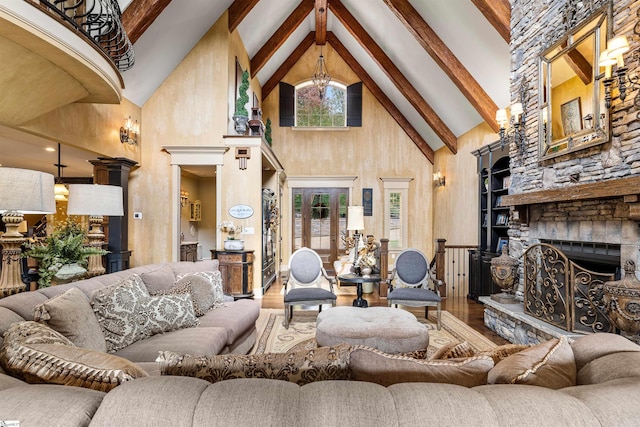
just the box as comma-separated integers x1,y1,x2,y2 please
315,306,429,354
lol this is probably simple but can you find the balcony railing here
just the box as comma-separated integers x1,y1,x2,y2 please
28,0,134,71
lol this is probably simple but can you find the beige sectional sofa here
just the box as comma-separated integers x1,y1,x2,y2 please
0,262,640,426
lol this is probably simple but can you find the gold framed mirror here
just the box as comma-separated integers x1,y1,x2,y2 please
539,4,611,159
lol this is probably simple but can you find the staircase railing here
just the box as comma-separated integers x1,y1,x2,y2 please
435,238,477,298
26,0,134,71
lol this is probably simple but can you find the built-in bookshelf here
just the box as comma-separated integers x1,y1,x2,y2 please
469,141,510,300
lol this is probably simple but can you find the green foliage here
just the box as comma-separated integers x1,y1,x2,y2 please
296,85,345,127
234,69,250,117
265,118,272,145
23,219,107,288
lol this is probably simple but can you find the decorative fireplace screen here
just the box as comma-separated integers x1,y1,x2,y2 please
523,243,615,334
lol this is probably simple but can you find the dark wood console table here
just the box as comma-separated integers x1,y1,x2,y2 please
213,250,254,299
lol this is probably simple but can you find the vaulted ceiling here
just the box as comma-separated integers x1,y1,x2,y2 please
118,0,511,160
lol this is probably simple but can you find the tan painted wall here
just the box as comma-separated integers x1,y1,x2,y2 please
262,44,436,264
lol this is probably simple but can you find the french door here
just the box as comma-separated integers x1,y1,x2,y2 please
292,188,348,273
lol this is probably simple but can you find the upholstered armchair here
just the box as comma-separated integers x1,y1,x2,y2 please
283,247,337,329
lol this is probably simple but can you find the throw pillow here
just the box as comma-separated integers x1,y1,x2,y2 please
349,345,494,387
430,341,476,360
141,294,198,335
91,274,151,353
152,274,221,316
476,343,531,364
33,287,107,353
158,343,352,385
487,337,576,389
0,321,147,392
175,271,225,308
140,264,176,293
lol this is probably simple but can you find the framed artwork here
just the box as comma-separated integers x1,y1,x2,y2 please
496,213,508,226
363,188,373,216
560,97,582,136
497,238,508,254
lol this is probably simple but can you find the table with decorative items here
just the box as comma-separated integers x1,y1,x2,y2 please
337,273,380,308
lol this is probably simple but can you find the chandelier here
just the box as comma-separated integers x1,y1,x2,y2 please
312,47,331,99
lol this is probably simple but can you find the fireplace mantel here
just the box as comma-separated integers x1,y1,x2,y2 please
502,176,640,215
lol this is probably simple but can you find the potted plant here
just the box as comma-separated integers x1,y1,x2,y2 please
265,117,273,145
218,221,244,251
233,69,250,134
23,219,108,288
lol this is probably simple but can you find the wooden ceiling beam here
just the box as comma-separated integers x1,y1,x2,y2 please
330,0,457,154
262,32,315,99
315,0,328,45
250,1,314,78
470,0,510,43
384,0,500,133
327,32,434,163
120,0,173,45
565,50,592,85
228,0,261,33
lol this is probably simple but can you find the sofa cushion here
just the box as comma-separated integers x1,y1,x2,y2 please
487,337,576,389
113,327,229,363
33,287,107,352
576,351,640,385
570,332,640,372
0,321,147,392
158,343,352,385
140,264,176,294
197,299,260,345
349,345,494,387
0,291,49,320
154,273,223,316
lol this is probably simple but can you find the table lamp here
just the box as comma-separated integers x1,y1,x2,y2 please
0,168,55,297
67,184,124,277
347,206,365,274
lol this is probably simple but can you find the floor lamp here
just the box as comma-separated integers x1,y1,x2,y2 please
0,168,55,297
67,184,124,277
347,206,365,275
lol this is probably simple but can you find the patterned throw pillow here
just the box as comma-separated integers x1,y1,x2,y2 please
158,343,352,385
175,271,225,307
430,341,476,360
141,294,198,335
91,274,151,353
0,321,147,392
153,274,222,316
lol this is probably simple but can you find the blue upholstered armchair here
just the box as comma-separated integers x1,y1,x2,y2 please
282,247,337,329
387,248,443,329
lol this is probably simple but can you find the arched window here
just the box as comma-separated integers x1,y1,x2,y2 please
295,81,346,127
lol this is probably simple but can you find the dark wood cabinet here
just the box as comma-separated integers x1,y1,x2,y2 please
215,250,254,298
470,141,510,300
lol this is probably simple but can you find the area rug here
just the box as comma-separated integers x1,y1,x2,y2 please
250,308,496,357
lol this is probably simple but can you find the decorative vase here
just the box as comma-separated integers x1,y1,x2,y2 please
603,260,640,343
490,244,518,303
361,267,372,277
224,239,244,251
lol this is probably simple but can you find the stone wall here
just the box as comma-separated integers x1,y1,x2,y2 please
507,0,640,298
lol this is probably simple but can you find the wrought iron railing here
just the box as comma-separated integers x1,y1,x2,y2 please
27,0,134,71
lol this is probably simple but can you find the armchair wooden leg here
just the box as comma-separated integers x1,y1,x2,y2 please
284,305,289,329
436,305,441,330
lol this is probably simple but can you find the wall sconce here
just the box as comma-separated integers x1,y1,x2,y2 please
180,190,189,208
120,116,139,145
433,170,445,187
599,35,637,109
497,78,528,155
235,147,250,170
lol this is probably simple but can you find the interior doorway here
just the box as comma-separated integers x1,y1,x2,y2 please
292,188,348,273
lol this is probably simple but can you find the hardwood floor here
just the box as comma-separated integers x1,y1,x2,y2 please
260,279,509,345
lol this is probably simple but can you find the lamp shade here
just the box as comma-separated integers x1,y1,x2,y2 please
495,109,508,126
347,206,365,231
67,184,124,216
607,36,630,58
0,168,55,214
